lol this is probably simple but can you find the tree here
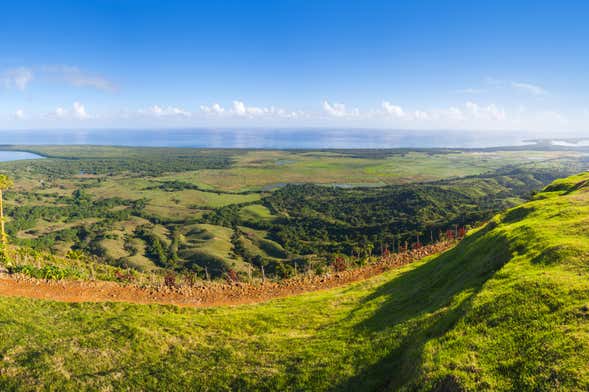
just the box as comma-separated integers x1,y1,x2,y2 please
0,175,13,250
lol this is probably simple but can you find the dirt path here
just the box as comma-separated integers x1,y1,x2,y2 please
0,241,455,308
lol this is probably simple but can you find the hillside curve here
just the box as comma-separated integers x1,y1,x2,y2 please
0,173,588,390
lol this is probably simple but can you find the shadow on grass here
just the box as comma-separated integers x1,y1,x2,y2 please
337,224,512,391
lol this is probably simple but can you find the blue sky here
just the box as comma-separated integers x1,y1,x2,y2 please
1,0,588,134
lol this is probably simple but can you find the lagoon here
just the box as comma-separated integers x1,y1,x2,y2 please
0,151,44,162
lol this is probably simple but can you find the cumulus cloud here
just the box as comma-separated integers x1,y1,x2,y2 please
1,67,33,90
73,101,89,119
47,102,91,119
13,109,25,119
323,100,508,125
54,107,67,118
232,100,248,116
142,105,191,118
200,103,225,114
381,101,405,118
511,81,547,96
465,101,506,120
42,65,116,92
232,100,266,117
322,100,359,117
200,101,300,119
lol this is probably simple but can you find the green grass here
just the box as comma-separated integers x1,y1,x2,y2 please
90,177,261,208
239,204,276,222
179,223,250,275
161,150,581,191
1,172,589,390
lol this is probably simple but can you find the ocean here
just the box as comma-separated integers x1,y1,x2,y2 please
0,129,536,149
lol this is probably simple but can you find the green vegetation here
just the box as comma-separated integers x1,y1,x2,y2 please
206,166,582,262
1,173,588,390
0,174,13,249
1,246,141,282
0,145,588,280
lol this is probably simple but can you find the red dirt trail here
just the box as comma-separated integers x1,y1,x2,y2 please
0,241,454,308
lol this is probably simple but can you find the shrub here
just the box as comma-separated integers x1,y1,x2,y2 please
7,264,77,280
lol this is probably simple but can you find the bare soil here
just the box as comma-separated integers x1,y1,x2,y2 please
0,241,455,308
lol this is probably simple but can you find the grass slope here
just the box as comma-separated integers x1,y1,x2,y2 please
1,173,589,390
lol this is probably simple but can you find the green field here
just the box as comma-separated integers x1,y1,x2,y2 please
1,172,588,390
148,149,585,191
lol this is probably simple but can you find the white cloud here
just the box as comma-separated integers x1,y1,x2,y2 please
322,100,359,117
42,65,116,92
1,67,33,90
381,101,405,118
511,81,547,96
53,107,67,118
2,65,116,92
244,105,264,116
142,105,191,118
232,100,248,116
230,100,273,117
482,77,548,96
11,99,572,133
13,109,25,119
413,110,430,120
46,102,91,120
200,100,299,119
73,101,89,119
200,103,225,114
465,101,506,121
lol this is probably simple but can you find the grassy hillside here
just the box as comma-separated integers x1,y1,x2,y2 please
1,173,589,390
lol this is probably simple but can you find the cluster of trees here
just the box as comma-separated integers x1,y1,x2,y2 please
133,225,180,269
203,167,573,264
7,190,135,235
15,148,237,178
229,226,304,278
145,180,258,195
7,189,143,264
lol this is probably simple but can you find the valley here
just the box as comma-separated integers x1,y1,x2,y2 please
1,145,587,284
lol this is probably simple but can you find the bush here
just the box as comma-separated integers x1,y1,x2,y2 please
7,264,78,280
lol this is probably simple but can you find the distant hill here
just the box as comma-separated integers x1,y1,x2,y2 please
1,173,589,390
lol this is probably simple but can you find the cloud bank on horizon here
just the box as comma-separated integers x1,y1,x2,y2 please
0,1,588,136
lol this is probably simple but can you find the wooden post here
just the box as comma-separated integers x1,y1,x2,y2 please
0,189,6,247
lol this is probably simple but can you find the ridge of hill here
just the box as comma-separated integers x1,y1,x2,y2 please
1,173,589,390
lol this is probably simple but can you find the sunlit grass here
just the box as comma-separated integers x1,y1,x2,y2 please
1,173,589,390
